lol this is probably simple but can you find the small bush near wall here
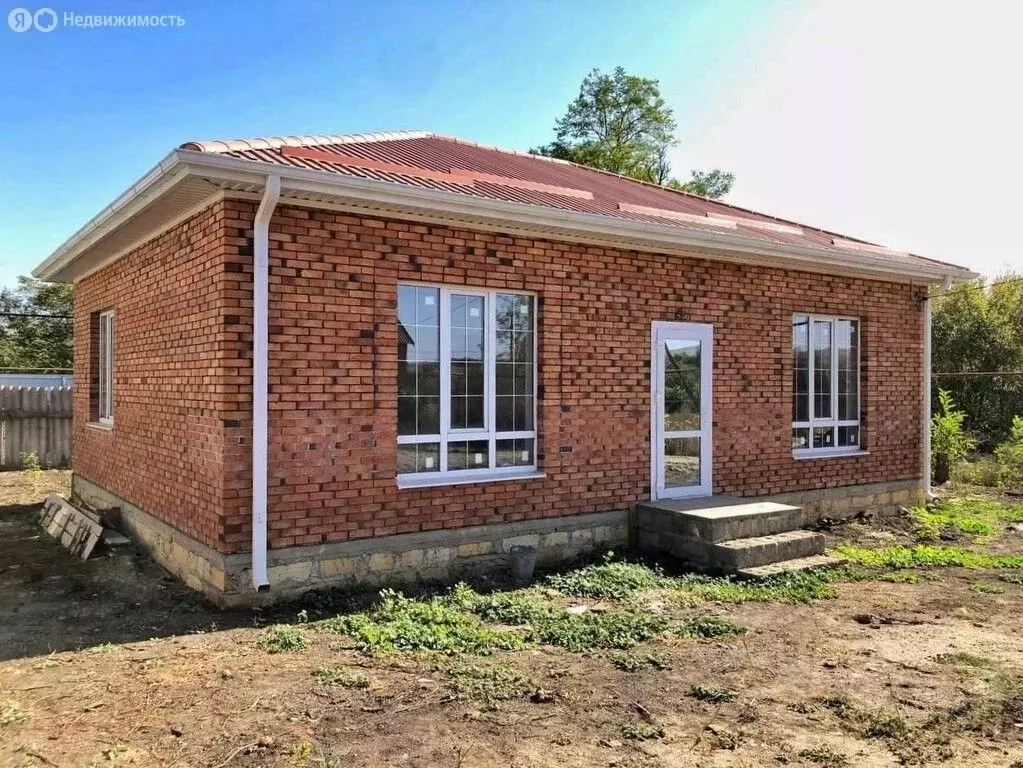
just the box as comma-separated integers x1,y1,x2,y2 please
995,416,1023,489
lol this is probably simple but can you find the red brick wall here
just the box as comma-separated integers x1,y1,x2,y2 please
73,199,249,550
75,198,925,556
220,202,925,553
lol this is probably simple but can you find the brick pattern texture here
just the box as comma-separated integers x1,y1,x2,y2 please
74,198,925,555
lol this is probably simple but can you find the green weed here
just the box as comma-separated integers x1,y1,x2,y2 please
312,665,369,688
321,588,526,655
621,722,665,740
259,624,310,653
0,700,27,726
833,543,1023,569
606,650,669,672
445,663,537,709
545,553,669,600
798,745,850,767
689,684,740,702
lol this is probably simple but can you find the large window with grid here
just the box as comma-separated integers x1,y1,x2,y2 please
397,283,537,484
792,314,860,456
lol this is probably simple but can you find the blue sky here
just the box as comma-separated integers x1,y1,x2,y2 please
1,0,1019,287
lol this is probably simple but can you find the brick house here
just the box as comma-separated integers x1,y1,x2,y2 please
34,132,974,604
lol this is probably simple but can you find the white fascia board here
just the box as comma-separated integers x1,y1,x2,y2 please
35,148,980,284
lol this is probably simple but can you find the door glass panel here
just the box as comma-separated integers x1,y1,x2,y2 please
663,339,701,431
663,437,700,488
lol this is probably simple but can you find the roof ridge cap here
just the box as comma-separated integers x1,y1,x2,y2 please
178,130,433,154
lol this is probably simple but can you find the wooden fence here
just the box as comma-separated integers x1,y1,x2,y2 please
0,386,72,470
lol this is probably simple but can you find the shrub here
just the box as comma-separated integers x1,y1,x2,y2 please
932,389,976,483
19,451,41,473
995,415,1023,489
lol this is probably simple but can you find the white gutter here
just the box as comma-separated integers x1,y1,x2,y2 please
251,175,280,590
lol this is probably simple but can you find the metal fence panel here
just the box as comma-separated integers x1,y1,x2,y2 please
0,386,72,470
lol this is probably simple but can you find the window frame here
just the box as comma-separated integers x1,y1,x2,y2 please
97,309,115,426
397,283,539,486
791,313,861,458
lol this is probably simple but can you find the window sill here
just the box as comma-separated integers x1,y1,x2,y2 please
793,448,868,460
86,421,114,432
398,469,545,490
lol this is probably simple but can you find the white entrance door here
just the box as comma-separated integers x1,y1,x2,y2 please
651,322,713,500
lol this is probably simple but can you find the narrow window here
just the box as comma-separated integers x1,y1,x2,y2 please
97,310,115,424
397,284,537,483
792,314,859,455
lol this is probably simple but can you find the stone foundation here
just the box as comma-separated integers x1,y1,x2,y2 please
764,478,925,522
72,474,629,606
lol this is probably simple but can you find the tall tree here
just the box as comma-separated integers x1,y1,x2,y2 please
532,67,735,199
0,276,73,370
931,274,1023,448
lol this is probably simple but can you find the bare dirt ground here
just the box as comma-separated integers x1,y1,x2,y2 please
2,475,1023,768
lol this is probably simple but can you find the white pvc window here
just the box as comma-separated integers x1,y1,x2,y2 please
397,284,536,484
792,314,859,456
98,310,114,425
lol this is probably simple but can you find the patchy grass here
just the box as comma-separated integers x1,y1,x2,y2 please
606,650,669,672
689,684,740,703
969,580,1007,594
258,624,310,653
950,673,1023,739
312,665,370,688
933,651,996,669
908,497,1023,542
798,745,850,767
0,700,28,727
833,543,1023,569
445,662,538,709
470,590,674,651
321,588,526,655
675,571,836,604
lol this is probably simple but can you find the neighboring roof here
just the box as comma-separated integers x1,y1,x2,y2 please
34,130,976,284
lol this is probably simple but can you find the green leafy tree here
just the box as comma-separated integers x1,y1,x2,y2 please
932,275,1023,447
0,276,73,370
532,67,735,199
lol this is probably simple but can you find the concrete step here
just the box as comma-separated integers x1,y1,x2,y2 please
712,530,825,570
737,554,846,579
636,498,805,543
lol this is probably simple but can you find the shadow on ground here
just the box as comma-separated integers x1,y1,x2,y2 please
0,501,255,661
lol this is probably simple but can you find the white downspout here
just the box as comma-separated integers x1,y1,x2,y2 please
252,175,280,590
922,291,933,498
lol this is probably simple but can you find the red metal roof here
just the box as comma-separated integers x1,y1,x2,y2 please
179,131,963,271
